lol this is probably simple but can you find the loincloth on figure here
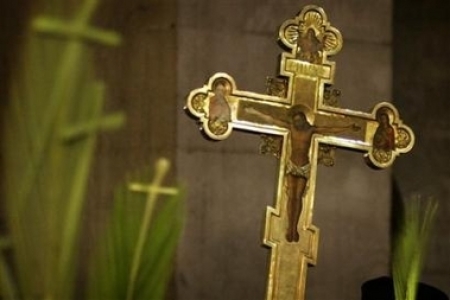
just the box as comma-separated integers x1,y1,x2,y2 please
286,160,310,179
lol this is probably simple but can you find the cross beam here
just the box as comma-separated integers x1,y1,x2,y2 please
185,5,414,300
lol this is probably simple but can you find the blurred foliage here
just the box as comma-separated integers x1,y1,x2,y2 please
392,196,438,300
87,160,183,300
0,0,183,299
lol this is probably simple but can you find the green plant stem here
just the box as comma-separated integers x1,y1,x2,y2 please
0,240,18,300
126,159,177,300
54,82,105,300
18,0,120,214
18,0,99,213
393,198,438,300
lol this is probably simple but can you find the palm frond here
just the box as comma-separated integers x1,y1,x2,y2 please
87,159,184,300
392,196,438,300
2,1,183,299
0,238,17,300
1,0,122,298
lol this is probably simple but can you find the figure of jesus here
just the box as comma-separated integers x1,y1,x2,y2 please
244,105,359,242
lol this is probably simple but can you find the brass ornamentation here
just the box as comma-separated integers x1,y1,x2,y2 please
184,5,415,300
323,85,341,107
260,134,282,158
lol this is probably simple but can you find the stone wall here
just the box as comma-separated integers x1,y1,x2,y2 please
85,0,179,290
393,0,450,295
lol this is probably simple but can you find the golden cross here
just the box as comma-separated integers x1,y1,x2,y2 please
185,5,414,300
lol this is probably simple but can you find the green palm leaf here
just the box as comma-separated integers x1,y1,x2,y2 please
1,1,183,299
392,196,438,300
1,0,122,299
87,159,184,300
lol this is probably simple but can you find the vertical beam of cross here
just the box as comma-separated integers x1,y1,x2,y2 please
185,5,414,300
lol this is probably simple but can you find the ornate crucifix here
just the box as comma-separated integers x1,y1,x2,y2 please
185,5,414,300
